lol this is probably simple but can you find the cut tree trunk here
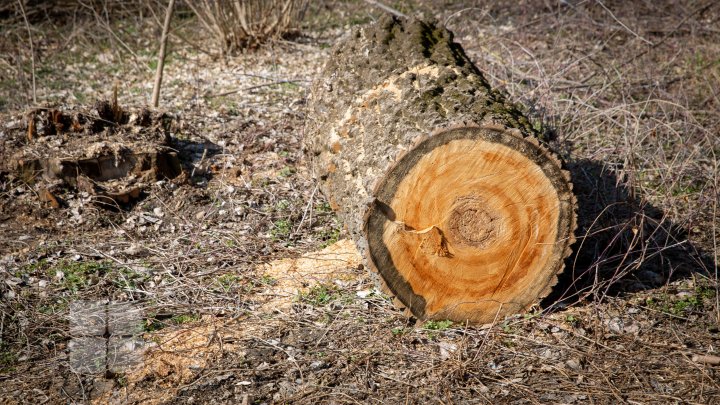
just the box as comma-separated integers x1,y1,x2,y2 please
304,16,576,323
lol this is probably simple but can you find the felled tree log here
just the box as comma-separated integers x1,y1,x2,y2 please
304,16,576,323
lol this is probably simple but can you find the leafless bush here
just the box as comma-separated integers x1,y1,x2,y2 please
187,0,309,53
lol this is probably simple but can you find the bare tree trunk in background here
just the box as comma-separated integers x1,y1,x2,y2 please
17,0,37,104
151,0,175,108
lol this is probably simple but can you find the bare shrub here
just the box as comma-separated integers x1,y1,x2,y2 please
187,0,309,53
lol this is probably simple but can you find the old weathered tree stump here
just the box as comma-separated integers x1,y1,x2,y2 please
305,17,576,323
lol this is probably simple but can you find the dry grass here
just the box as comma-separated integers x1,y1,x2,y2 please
0,0,719,403
187,0,310,53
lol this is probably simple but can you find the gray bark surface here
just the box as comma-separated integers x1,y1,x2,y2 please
304,16,540,252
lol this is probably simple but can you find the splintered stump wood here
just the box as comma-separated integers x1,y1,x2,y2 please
305,16,576,323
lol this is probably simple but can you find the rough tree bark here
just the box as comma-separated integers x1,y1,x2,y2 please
304,16,576,323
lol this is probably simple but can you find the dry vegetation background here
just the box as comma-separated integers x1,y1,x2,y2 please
0,0,719,403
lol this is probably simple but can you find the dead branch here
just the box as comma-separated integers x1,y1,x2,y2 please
16,0,36,104
363,0,407,18
152,0,175,108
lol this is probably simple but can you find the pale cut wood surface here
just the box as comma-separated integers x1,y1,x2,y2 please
365,126,575,323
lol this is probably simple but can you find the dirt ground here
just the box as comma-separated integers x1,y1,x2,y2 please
1,1,719,404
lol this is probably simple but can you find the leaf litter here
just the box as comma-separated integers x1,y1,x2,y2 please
0,1,719,404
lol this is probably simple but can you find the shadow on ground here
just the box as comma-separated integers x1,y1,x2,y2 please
542,159,714,309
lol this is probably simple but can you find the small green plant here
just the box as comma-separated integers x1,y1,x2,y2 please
171,314,199,325
697,285,716,300
217,274,241,291
144,313,200,332
644,287,710,316
502,339,516,348
278,166,295,177
115,373,128,387
144,316,165,332
47,260,113,293
280,81,301,92
349,15,372,25
271,219,292,240
113,267,149,290
276,199,291,210
424,320,453,331
315,202,332,214
319,227,340,248
17,258,48,277
422,320,453,340
672,299,693,314
261,274,277,286
72,91,88,104
301,284,339,306
391,327,407,336
0,343,16,373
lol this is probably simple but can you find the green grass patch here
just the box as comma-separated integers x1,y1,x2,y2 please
279,81,301,92
276,199,291,210
424,320,453,330
315,201,332,214
278,166,296,178
300,284,340,306
0,342,16,373
216,273,241,291
144,313,200,332
172,314,200,324
645,284,716,316
271,219,292,240
319,226,340,248
261,274,277,286
391,327,407,336
45,260,113,293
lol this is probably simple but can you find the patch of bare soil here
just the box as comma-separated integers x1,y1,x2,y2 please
0,1,719,404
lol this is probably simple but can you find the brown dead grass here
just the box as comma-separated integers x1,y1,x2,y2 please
0,0,719,404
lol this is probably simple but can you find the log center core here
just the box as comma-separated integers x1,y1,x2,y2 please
447,195,498,249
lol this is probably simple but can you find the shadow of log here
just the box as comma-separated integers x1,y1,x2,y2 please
174,138,222,186
541,159,715,309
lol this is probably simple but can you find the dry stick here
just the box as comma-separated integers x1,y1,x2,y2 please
152,0,175,108
77,0,148,73
595,0,653,45
692,354,720,366
17,0,36,104
294,182,318,233
363,0,407,18
207,79,308,98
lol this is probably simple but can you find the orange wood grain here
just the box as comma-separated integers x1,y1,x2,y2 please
366,126,575,323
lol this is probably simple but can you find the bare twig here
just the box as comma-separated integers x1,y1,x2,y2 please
363,0,407,18
295,183,318,233
595,0,653,45
17,0,36,104
206,79,308,98
152,0,175,108
691,354,720,366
